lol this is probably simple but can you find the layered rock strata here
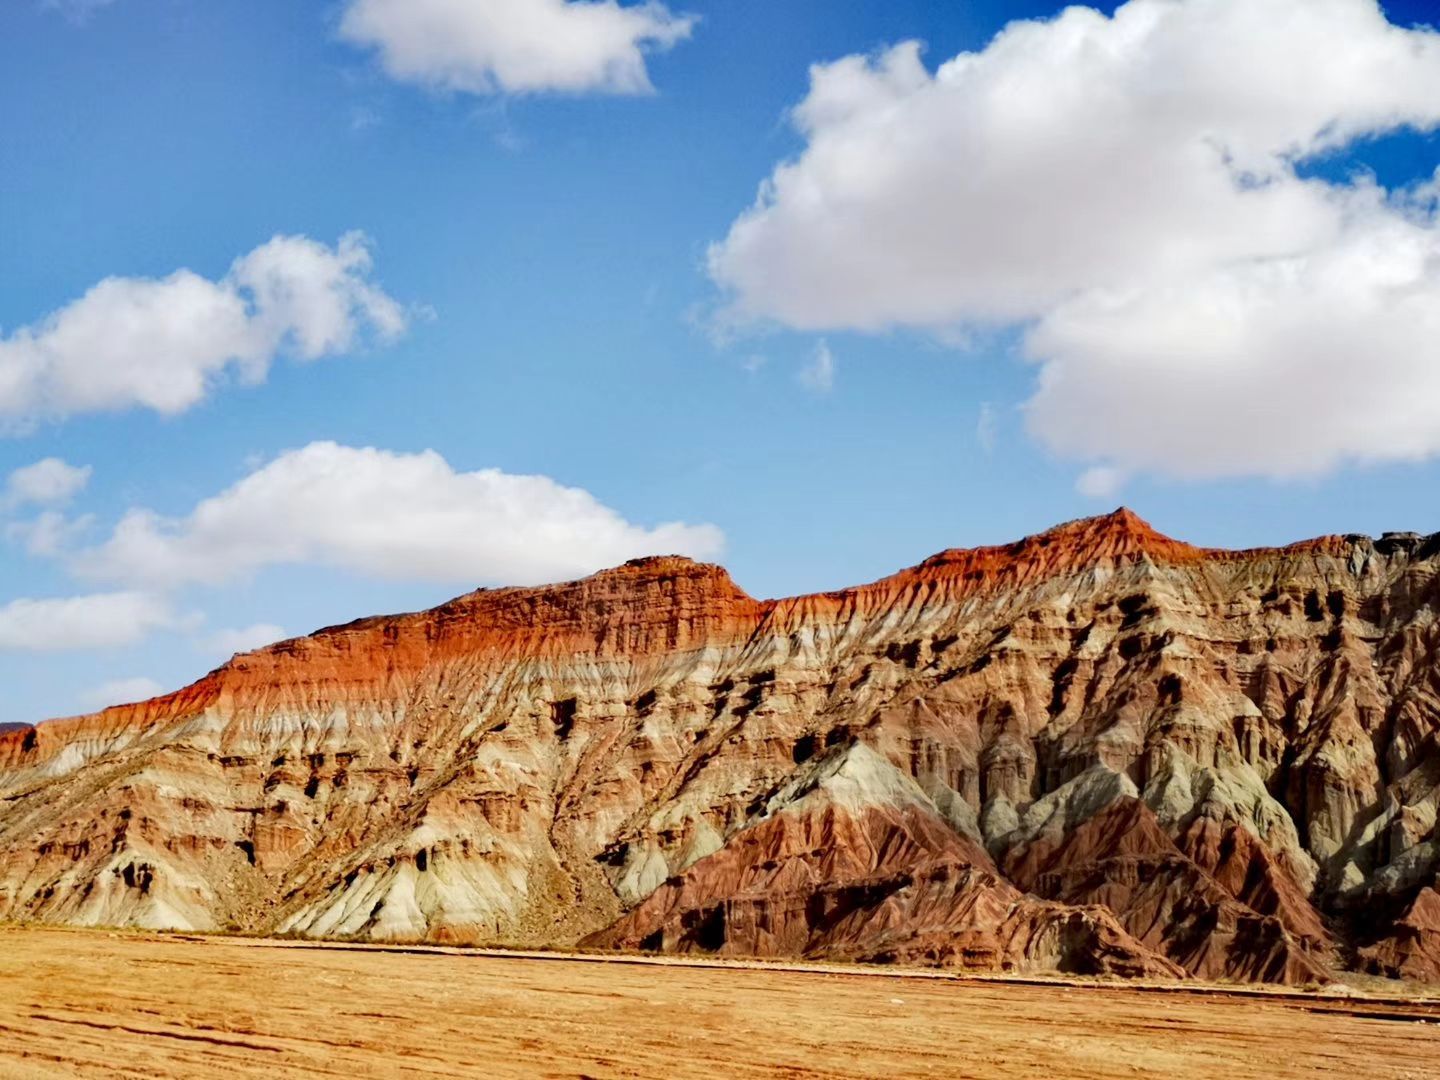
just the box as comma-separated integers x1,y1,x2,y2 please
3,509,1439,984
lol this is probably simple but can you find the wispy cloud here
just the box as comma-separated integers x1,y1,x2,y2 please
797,341,835,394
0,592,185,651
3,458,91,508
78,676,165,710
976,403,997,455
203,624,288,657
1076,466,1126,499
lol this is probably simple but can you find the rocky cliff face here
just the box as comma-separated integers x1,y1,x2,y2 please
3,509,1439,985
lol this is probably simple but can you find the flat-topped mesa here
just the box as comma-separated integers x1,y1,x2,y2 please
0,556,771,771
448,554,764,648
290,553,768,662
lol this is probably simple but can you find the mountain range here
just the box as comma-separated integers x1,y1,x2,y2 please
3,509,1438,985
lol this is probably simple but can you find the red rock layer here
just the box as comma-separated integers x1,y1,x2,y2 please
0,510,1349,774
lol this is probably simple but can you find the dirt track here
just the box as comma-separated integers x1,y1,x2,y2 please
1,928,1438,1078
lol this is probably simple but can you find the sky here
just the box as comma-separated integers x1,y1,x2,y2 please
2,0,1440,725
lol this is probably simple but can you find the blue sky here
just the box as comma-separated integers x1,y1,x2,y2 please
2,0,1439,724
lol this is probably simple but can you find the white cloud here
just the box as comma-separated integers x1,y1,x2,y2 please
79,677,166,711
338,0,695,96
0,233,406,426
1026,184,1440,480
204,623,288,657
1075,466,1127,499
0,592,180,651
6,509,93,557
3,458,91,507
350,106,383,133
797,340,835,393
77,441,725,589
709,0,1440,483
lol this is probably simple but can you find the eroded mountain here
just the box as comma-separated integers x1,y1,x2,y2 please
3,509,1439,984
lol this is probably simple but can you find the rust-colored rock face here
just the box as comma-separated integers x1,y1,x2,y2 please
3,509,1440,984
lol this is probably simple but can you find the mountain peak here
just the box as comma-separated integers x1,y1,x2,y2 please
1038,506,1186,556
572,554,755,606
610,554,737,582
1100,505,1151,530
900,506,1196,589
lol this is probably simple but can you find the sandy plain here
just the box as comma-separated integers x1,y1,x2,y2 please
0,927,1437,1079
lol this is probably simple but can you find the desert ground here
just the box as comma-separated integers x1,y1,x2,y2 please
0,928,1437,1079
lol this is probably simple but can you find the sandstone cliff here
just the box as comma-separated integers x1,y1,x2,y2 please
3,509,1439,984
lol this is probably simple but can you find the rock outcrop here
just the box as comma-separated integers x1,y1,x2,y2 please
3,509,1440,984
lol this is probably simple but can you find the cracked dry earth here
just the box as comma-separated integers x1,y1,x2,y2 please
0,928,1437,1079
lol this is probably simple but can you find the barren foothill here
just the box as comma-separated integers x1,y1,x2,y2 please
0,927,1437,1079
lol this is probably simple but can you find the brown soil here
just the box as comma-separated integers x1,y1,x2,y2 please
0,927,1437,1079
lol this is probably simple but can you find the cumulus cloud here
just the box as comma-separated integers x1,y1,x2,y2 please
3,458,91,507
709,0,1440,485
797,340,835,393
204,623,288,657
76,441,724,588
338,0,695,96
1026,184,1440,480
6,510,93,557
0,233,405,426
78,677,166,710
0,592,181,651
